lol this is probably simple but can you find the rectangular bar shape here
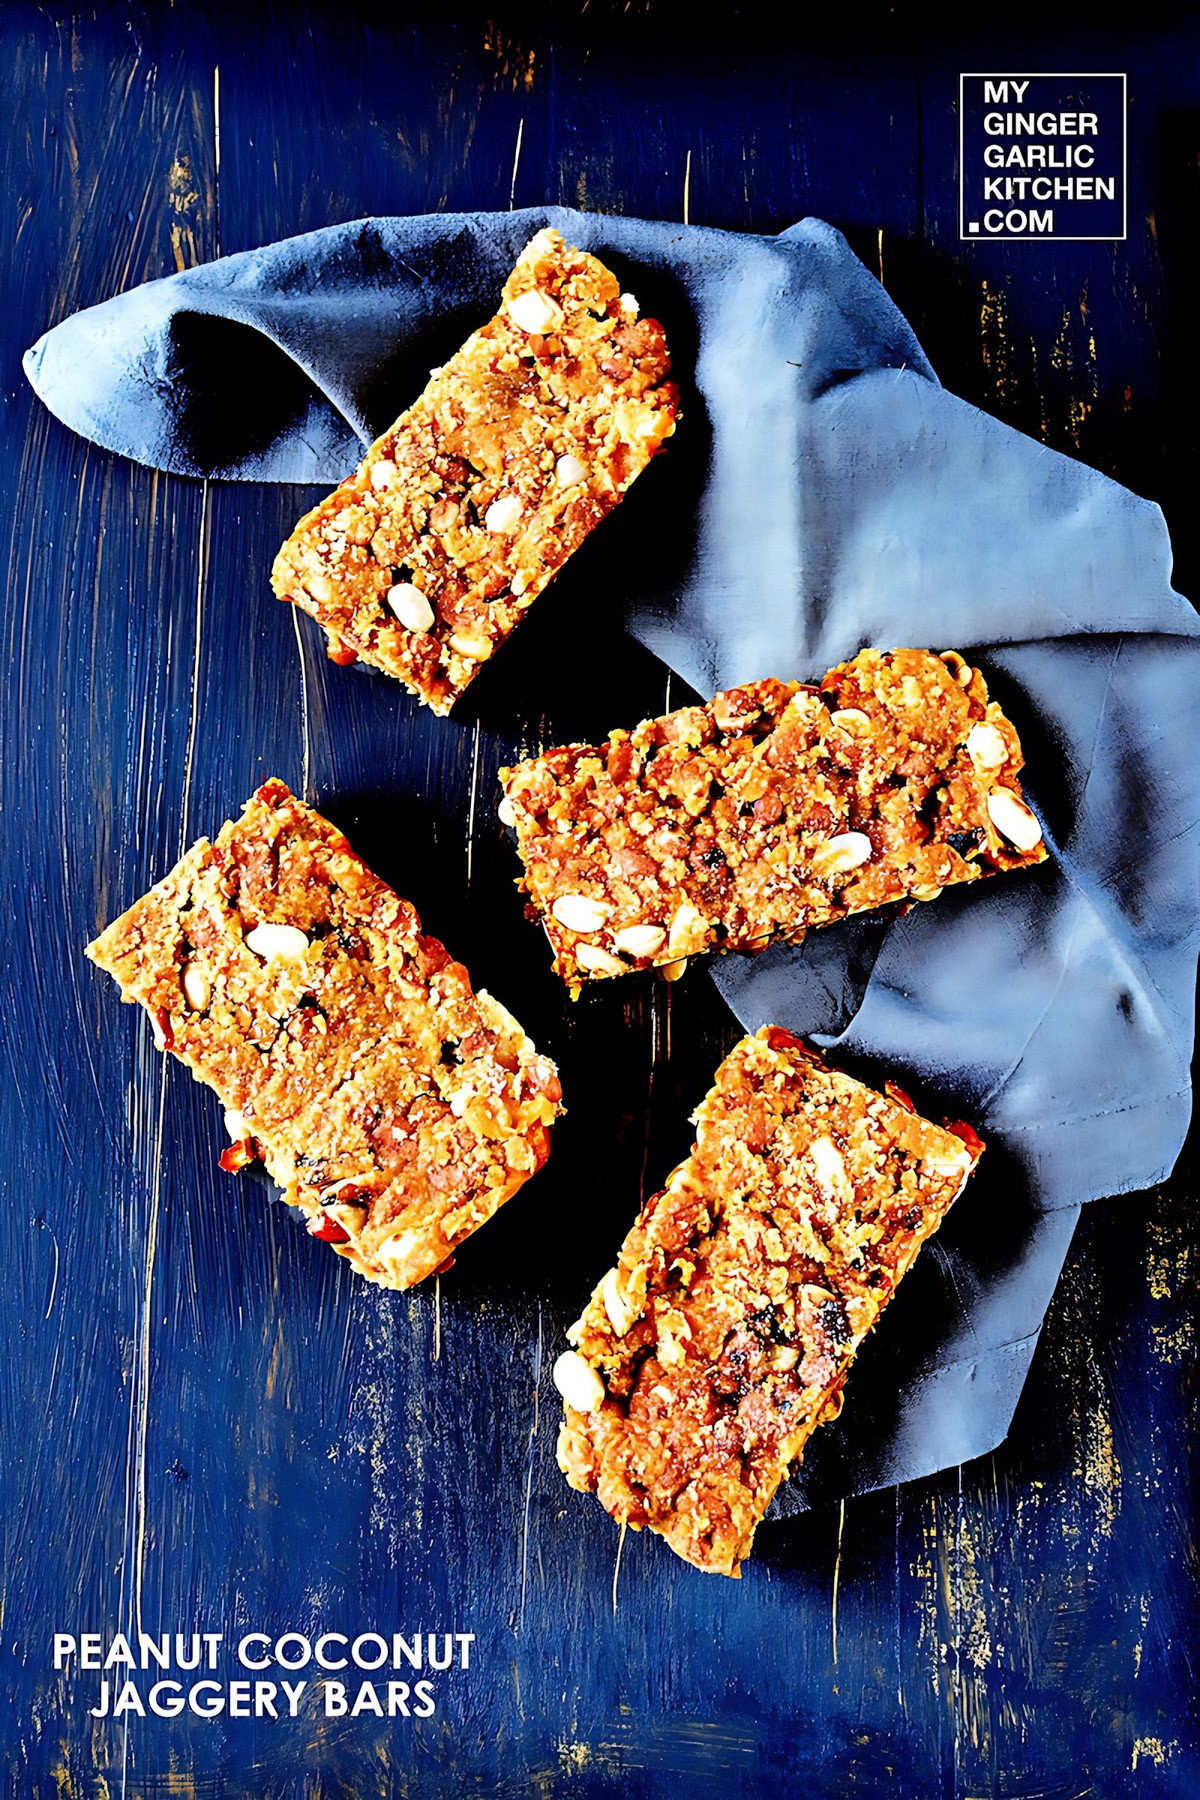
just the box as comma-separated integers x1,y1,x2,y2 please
554,1027,982,1575
271,228,678,714
500,647,1047,989
86,780,562,1289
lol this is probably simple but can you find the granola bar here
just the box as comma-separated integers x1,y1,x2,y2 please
86,780,562,1289
500,647,1047,990
554,1027,982,1576
271,228,678,714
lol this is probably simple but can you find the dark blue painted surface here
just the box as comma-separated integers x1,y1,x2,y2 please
2,6,1197,1796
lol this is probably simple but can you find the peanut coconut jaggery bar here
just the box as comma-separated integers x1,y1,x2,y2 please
554,1027,982,1576
500,647,1047,990
271,229,678,714
86,780,561,1289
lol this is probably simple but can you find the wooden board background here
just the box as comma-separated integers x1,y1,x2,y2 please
2,4,1197,1795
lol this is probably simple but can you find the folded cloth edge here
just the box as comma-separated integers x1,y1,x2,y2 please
22,206,936,480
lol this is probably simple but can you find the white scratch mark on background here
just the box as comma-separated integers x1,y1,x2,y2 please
509,117,524,209
612,1520,627,1616
465,722,483,888
120,1046,169,1800
292,606,312,799
832,1496,845,1667
213,65,221,254
120,475,209,1794
65,450,108,1117
178,481,209,843
683,149,692,225
43,1223,61,1322
132,1059,168,1642
516,1305,543,1631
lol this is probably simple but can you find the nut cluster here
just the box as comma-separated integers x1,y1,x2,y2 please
500,647,1047,991
270,229,678,714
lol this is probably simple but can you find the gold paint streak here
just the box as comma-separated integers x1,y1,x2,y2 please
1147,1247,1174,1300
1146,1214,1189,1302
951,1512,993,1672
167,154,202,272
909,1492,943,1701
1132,1736,1174,1770
480,21,536,92
51,1749,79,1799
1078,1397,1121,1540
1150,1316,1194,1365
1048,293,1099,447
265,1323,283,1401
979,279,1015,402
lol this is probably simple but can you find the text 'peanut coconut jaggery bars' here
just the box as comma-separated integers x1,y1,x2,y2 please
271,228,679,715
86,780,562,1289
499,647,1047,990
553,1027,982,1576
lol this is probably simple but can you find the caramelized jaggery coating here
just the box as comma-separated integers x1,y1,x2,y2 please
271,229,678,714
500,647,1047,990
554,1028,982,1575
86,780,561,1288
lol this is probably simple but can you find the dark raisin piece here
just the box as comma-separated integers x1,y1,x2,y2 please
916,786,942,827
818,1297,852,1348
